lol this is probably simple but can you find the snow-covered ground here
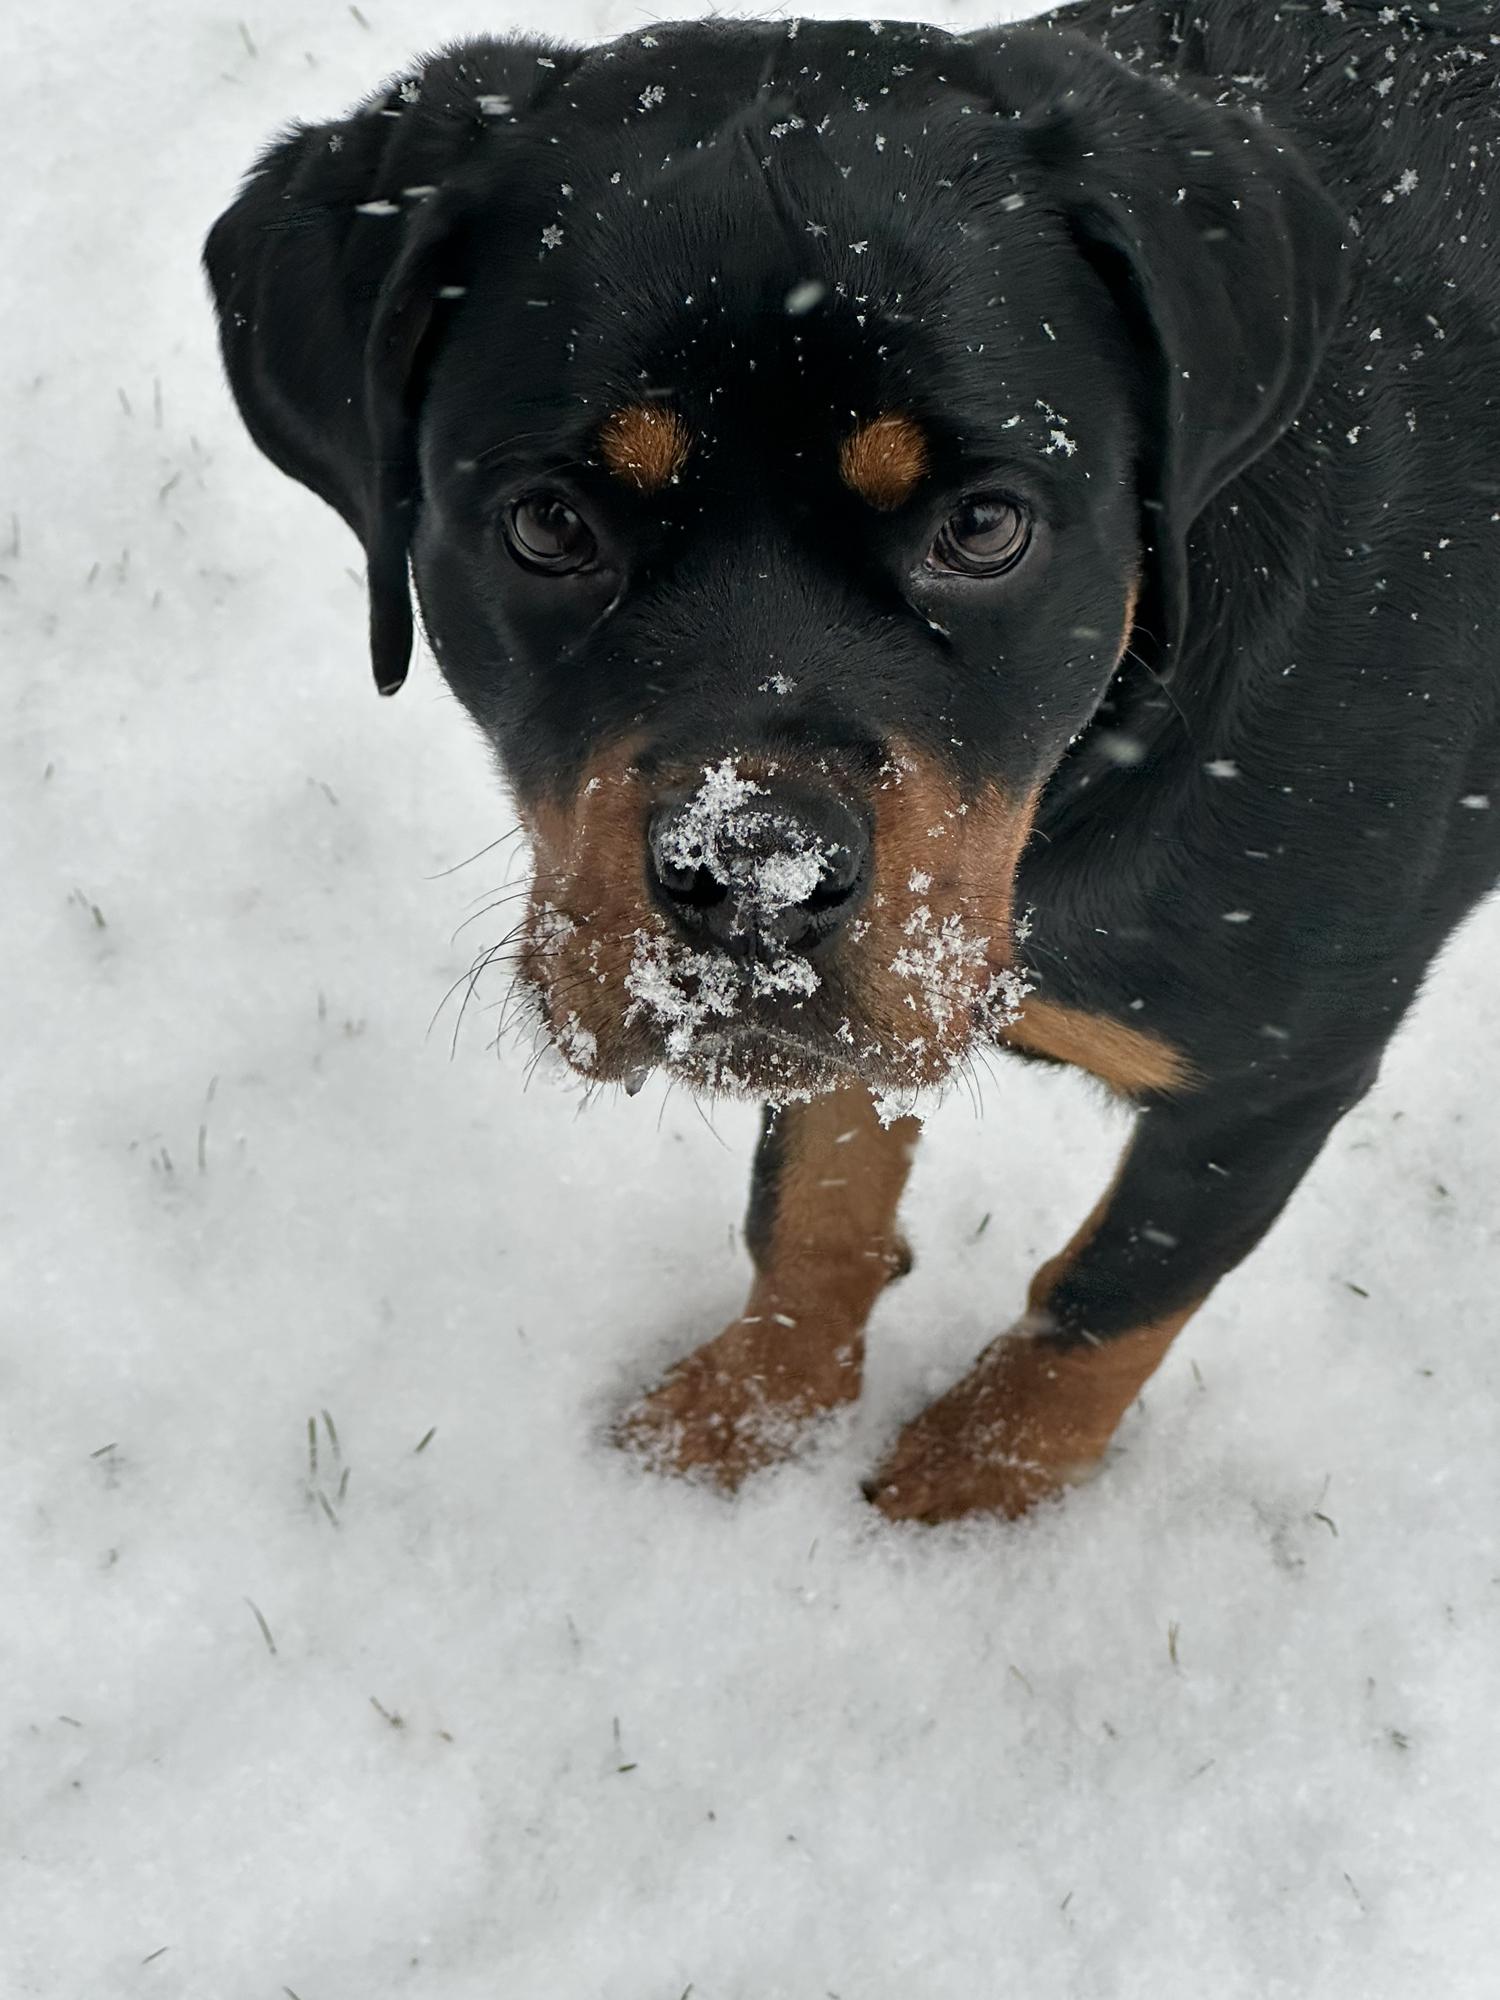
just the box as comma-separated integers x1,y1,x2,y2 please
5,2,1499,1994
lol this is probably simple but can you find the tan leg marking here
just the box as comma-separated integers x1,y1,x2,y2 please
866,1311,1192,1524
869,1153,1197,1523
616,1087,920,1488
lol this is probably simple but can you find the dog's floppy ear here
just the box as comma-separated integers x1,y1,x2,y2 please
204,41,580,694
968,29,1349,670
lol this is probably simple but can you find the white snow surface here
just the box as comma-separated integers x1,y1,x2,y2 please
5,2,1500,1995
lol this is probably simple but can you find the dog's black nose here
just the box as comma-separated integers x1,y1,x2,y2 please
647,777,869,952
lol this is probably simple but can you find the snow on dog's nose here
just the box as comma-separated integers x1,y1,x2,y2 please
646,760,869,954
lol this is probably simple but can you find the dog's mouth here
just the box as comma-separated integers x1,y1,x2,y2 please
515,747,1037,1103
618,927,940,1101
531,914,1026,1103
629,1016,858,1103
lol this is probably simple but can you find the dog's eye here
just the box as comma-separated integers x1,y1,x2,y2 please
504,494,598,575
926,497,1032,578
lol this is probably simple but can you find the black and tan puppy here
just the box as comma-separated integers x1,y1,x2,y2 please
206,3,1500,1522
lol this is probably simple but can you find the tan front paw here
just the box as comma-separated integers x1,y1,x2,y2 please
866,1332,1108,1525
614,1312,863,1491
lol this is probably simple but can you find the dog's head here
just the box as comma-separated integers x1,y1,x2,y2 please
207,18,1345,1099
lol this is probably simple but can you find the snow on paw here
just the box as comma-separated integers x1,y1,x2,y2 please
613,1314,863,1491
865,1333,1106,1525
865,1420,1077,1525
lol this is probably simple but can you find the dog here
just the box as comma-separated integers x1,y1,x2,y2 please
205,2,1500,1523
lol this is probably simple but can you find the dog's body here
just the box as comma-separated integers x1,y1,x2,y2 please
207,3,1500,1520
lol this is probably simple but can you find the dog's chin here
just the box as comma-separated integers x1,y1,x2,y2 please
540,987,978,1105
653,1023,864,1101
546,1013,859,1102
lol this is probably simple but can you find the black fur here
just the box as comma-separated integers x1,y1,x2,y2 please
206,5,1500,1357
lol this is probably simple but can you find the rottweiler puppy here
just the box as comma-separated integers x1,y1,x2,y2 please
206,2,1500,1522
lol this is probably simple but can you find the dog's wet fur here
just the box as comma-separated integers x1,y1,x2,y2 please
208,3,1500,1521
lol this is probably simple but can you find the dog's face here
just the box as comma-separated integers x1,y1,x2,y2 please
414,31,1142,1095
206,19,1345,1097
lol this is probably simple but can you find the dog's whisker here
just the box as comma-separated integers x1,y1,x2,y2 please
431,923,537,1056
655,1075,681,1135
450,887,533,944
426,961,489,1046
686,1092,732,1152
518,1033,558,1092
423,823,525,881
1122,644,1195,743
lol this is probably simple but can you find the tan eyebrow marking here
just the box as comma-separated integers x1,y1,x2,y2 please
599,404,692,492
839,413,929,510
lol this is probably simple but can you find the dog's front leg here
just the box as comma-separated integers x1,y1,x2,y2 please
615,1088,920,1488
869,1062,1378,1524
